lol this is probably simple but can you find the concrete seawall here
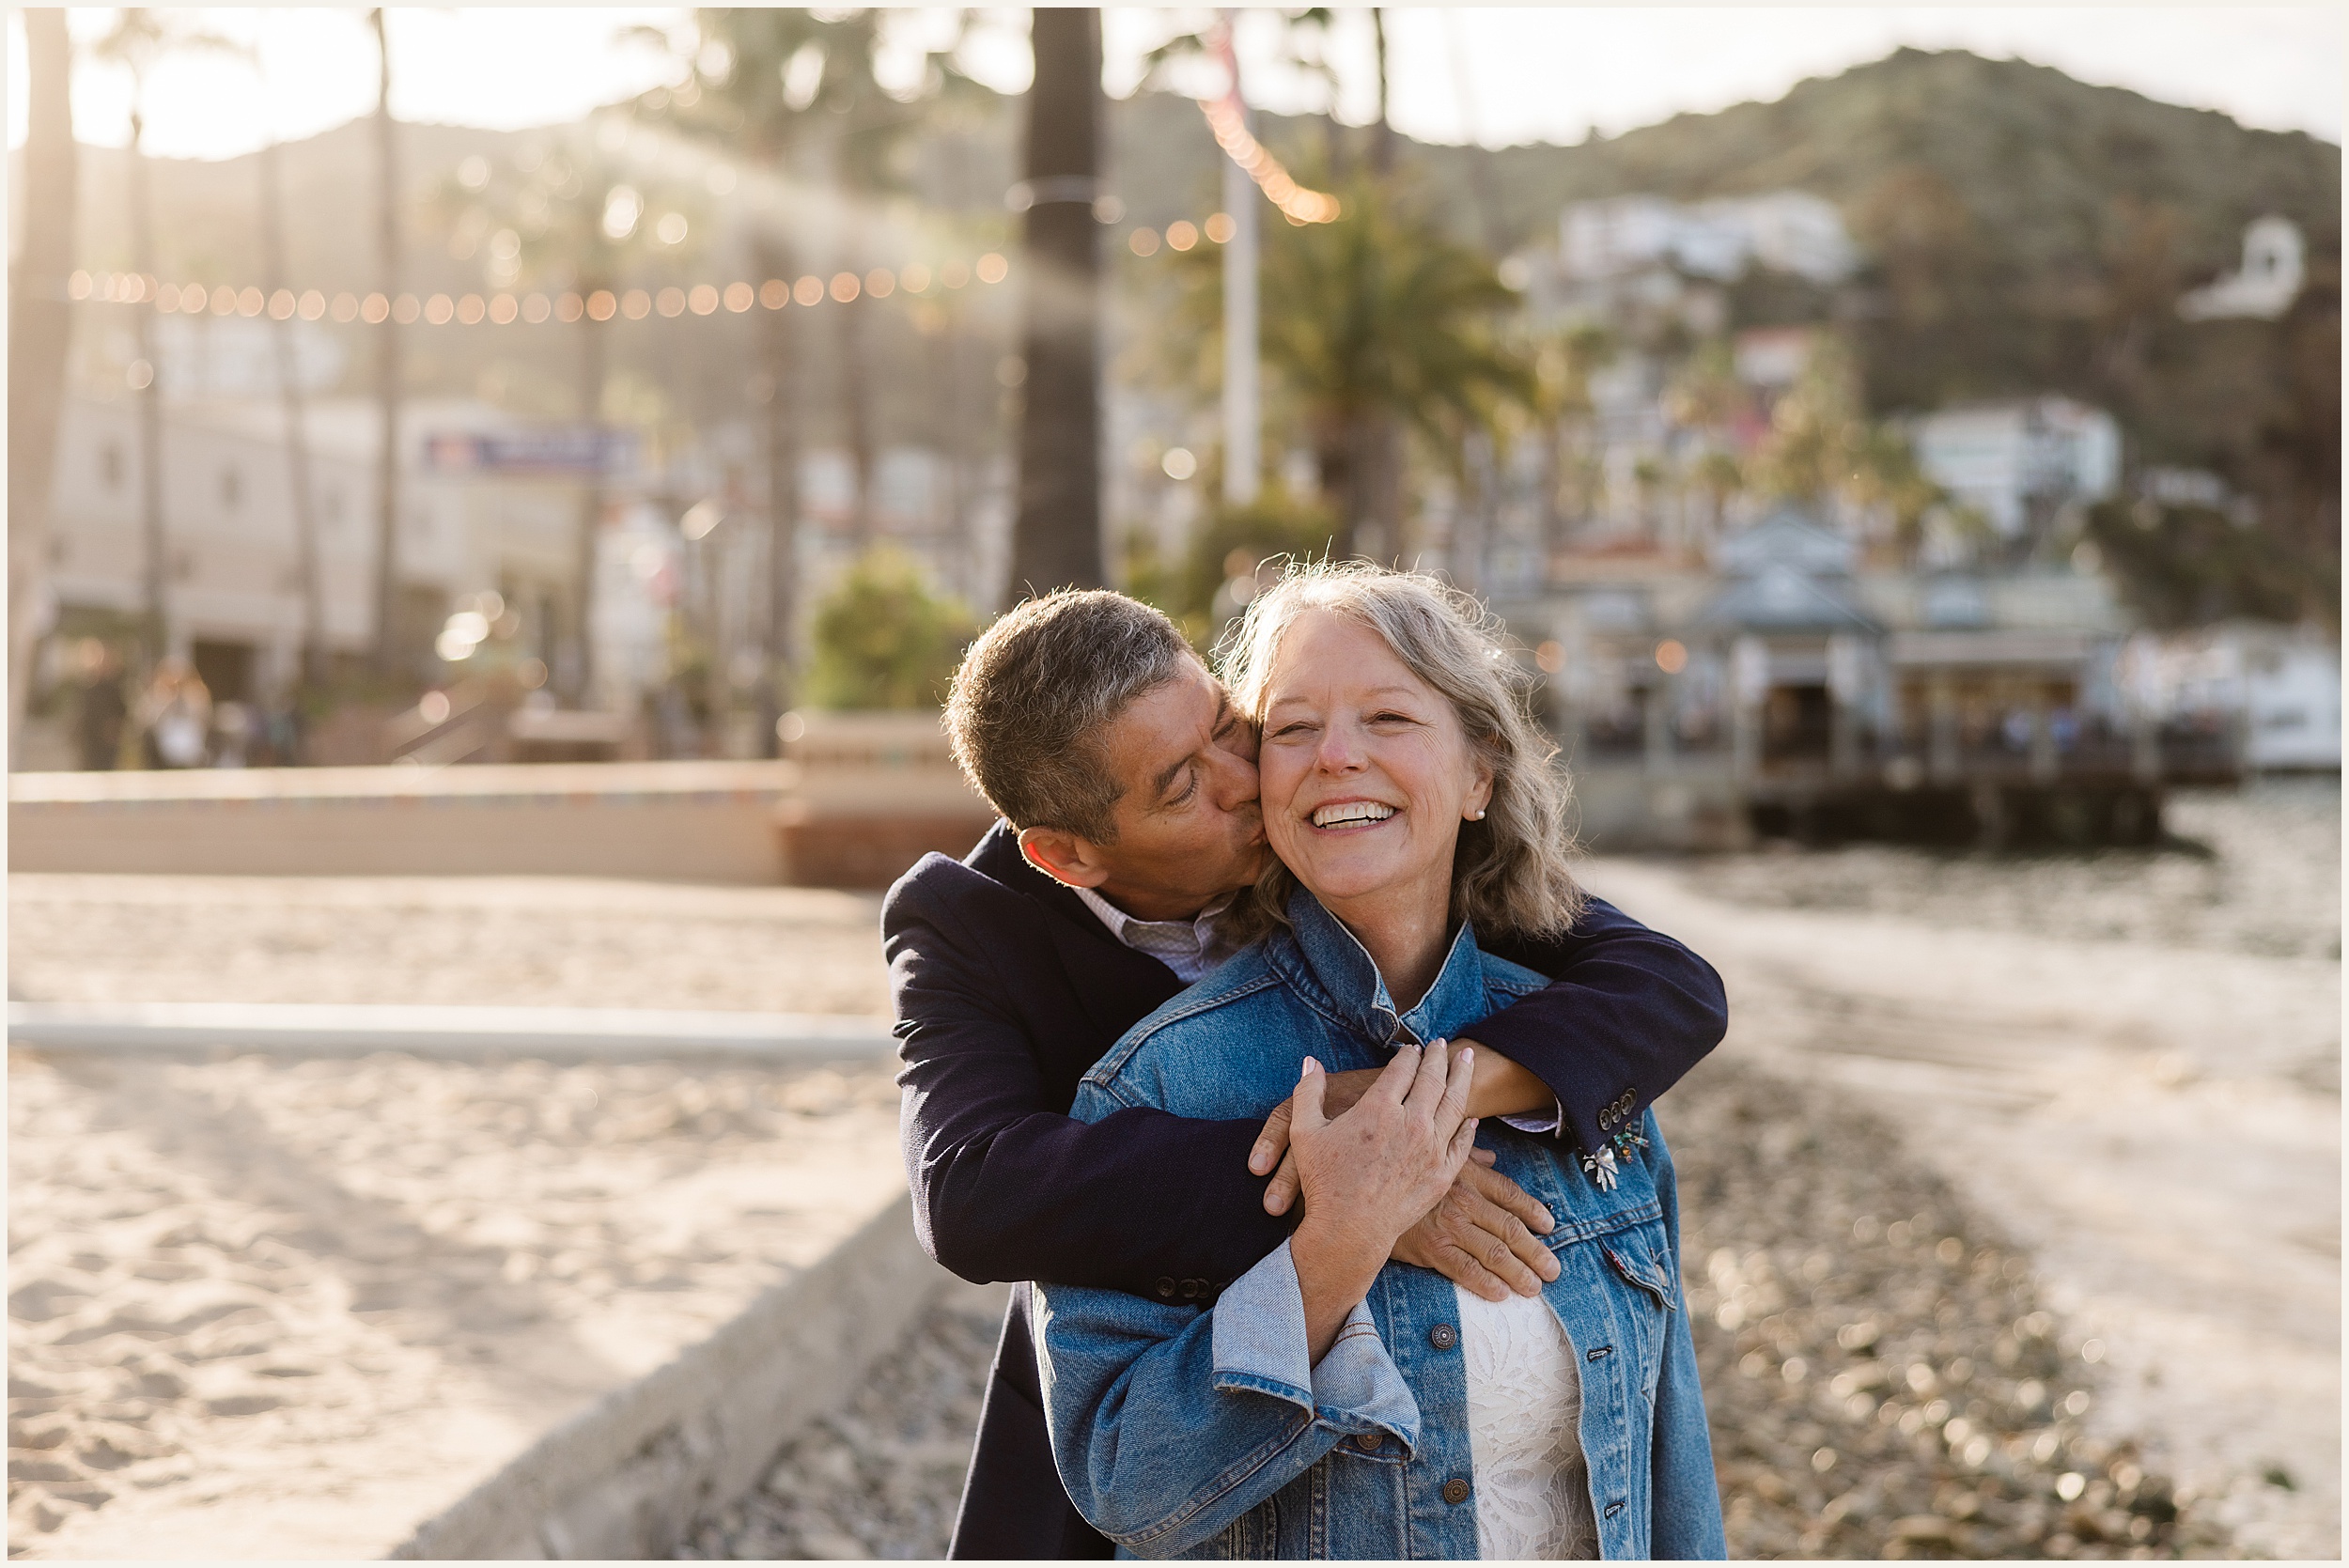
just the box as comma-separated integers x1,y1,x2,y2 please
8,757,993,887
393,1201,992,1560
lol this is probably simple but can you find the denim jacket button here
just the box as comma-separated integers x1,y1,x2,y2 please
1354,1434,1381,1452
1427,1323,1457,1351
1441,1478,1471,1506
1154,1277,1176,1299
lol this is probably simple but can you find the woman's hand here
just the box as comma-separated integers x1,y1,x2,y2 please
1249,1038,1552,1217
1285,1044,1478,1361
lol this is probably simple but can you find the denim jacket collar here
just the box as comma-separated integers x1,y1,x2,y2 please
1270,883,1490,1051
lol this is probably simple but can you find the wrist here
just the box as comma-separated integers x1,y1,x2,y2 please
1456,1041,1549,1120
1291,1212,1390,1299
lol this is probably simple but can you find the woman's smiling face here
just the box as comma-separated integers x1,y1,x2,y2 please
1257,610,1491,916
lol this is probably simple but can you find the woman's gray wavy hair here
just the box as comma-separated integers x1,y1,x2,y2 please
1217,560,1584,941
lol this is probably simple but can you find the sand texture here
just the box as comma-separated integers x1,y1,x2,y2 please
9,785,2335,1560
7,1048,905,1559
1586,781,2340,1558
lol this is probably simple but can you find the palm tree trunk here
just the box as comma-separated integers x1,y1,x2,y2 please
1369,9,1396,177
756,239,801,730
1357,11,1404,562
368,8,403,677
1007,7,1105,598
839,223,877,549
9,8,77,753
129,108,170,672
569,312,608,704
259,136,327,691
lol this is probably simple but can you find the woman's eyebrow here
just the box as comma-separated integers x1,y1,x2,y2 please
1270,684,1423,706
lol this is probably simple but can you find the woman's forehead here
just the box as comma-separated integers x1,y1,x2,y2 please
1266,615,1438,702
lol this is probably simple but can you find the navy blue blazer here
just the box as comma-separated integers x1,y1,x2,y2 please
884,820,1728,1559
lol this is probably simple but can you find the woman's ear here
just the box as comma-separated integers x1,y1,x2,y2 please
1464,762,1495,823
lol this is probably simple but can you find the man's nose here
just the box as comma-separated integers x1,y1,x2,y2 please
1208,737,1260,806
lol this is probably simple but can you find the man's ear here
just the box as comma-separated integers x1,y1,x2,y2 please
1018,825,1112,891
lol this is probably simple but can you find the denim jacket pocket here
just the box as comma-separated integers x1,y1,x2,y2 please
1604,1240,1677,1312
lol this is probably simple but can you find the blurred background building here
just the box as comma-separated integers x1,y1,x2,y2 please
7,11,2338,840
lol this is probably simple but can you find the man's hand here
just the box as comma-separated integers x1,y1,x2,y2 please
1287,1045,1479,1361
1250,1066,1383,1216
1392,1150,1561,1301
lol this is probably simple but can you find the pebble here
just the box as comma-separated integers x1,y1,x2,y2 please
1669,1059,2236,1560
677,1297,1001,1560
685,1056,2245,1560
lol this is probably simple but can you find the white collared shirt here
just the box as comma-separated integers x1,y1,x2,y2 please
1071,886,1239,986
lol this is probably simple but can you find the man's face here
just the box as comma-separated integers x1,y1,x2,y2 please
1077,658,1270,920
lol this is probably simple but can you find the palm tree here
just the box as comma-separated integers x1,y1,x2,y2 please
8,8,76,753
252,20,326,694
1007,8,1107,596
1253,177,1531,560
649,9,966,710
87,10,219,673
367,8,403,678
430,139,701,703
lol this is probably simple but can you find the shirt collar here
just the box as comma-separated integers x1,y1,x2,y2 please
1273,883,1490,1048
1071,884,1234,943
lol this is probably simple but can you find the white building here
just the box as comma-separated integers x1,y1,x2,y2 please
45,390,590,700
2123,625,2341,771
1560,191,1859,286
1907,397,2122,542
2179,216,2307,322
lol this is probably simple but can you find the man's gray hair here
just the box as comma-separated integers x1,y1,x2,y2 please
944,590,1195,843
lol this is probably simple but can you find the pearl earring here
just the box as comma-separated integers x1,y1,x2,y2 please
1470,808,1486,821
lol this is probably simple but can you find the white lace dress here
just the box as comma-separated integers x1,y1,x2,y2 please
1456,1285,1600,1559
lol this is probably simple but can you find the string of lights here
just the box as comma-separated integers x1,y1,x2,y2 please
64,252,1013,326
66,195,1297,329
66,181,1321,326
1197,96,1342,226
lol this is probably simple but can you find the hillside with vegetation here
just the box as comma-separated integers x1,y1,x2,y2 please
38,46,2336,626
1281,47,2338,626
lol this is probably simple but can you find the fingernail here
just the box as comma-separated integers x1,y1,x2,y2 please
1249,1145,1269,1173
1458,1046,1473,1068
1300,1056,1320,1079
1536,1208,1555,1233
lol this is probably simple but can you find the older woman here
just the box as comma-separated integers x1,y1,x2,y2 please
1033,564,1722,1560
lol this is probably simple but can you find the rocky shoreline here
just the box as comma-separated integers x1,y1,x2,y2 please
1671,1060,2235,1560
684,1056,2245,1560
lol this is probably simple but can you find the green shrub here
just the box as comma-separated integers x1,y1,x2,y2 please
1126,489,1339,649
805,548,977,709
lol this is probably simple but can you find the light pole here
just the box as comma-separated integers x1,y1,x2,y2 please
1213,17,1259,508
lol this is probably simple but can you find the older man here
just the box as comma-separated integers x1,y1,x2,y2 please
885,590,1727,1558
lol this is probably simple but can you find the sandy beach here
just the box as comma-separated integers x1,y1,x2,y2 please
9,784,2337,1559
7,877,905,1559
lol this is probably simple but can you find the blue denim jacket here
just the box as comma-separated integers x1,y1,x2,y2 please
1034,889,1725,1560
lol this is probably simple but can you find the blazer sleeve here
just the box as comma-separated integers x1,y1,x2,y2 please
1471,895,1729,1159
887,870,1297,1297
